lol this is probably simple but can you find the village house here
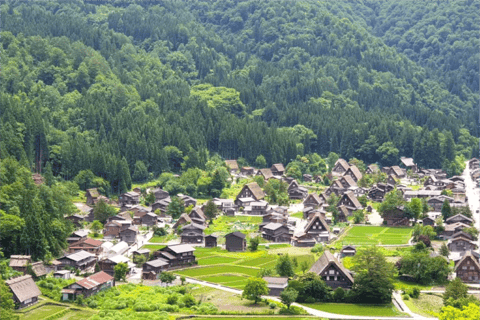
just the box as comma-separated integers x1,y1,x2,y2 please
142,259,169,280
62,271,114,301
427,196,450,211
85,209,95,222
443,222,471,238
303,193,323,209
240,167,255,176
388,166,406,178
447,236,478,252
245,200,269,215
454,251,480,284
134,211,157,226
340,246,357,258
225,160,239,174
325,180,345,197
179,194,197,207
104,221,122,238
368,186,386,202
337,205,350,223
9,255,31,274
287,180,308,199
98,255,134,276
205,234,218,248
263,277,289,296
304,213,330,242
332,158,350,175
314,175,323,184
6,275,42,309
344,165,363,182
152,198,172,214
154,244,196,268
262,223,292,242
422,216,436,226
152,188,170,201
65,214,85,228
383,207,410,226
310,251,354,289
57,250,97,271
132,249,150,261
53,270,72,280
365,164,378,174
403,190,442,200
257,168,274,181
336,191,363,216
68,238,103,256
451,231,474,241
225,232,247,252
180,223,206,244
119,226,138,244
445,214,473,226
118,191,140,207
468,158,479,170
86,188,100,206
189,207,207,226
303,207,326,221
107,212,133,224
271,163,285,176
303,174,313,182
400,157,418,173
340,175,357,188
173,213,193,229
387,175,397,185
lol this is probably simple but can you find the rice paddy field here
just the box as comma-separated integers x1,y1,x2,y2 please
303,302,407,317
175,246,316,289
338,226,413,245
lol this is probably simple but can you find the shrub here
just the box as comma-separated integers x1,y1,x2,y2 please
279,305,304,315
411,287,420,299
403,294,410,300
305,296,315,303
310,243,323,253
88,301,98,308
269,302,277,309
183,294,196,307
333,287,345,302
167,294,178,305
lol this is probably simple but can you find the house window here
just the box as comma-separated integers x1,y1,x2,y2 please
463,266,467,270
329,270,335,275
470,267,475,270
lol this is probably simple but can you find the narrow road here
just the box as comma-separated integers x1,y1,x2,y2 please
185,277,427,319
463,163,480,249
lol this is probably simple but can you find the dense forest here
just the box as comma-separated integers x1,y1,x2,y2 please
0,0,478,196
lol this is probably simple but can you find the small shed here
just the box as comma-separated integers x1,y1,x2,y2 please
340,245,357,257
53,270,72,280
263,277,289,296
205,235,218,248
225,232,247,252
9,255,31,274
31,261,47,278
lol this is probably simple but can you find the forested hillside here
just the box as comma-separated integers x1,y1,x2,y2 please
0,0,478,195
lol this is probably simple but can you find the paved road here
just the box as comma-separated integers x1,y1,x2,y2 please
185,277,428,320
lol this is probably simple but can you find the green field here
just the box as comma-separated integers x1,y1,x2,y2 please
19,304,68,320
403,293,443,318
303,302,406,317
339,226,413,245
175,246,316,289
204,215,263,239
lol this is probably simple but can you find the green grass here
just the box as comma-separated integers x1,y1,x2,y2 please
57,309,97,320
193,318,316,320
149,233,177,243
88,233,103,239
238,255,277,267
393,278,433,291
290,212,303,219
19,304,67,320
198,256,238,265
339,226,413,245
402,293,443,318
140,244,165,252
303,302,406,317
176,265,260,277
205,215,262,237
201,275,249,284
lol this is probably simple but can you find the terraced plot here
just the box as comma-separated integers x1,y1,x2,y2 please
340,226,413,245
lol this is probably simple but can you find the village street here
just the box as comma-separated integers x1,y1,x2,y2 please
463,162,480,249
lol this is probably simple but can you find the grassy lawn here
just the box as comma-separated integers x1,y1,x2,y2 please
393,278,433,291
176,265,261,277
19,304,67,320
303,302,407,317
198,256,238,265
204,215,262,240
149,233,178,243
338,226,413,245
403,293,443,318
194,317,316,320
140,244,165,252
57,309,97,320
290,212,303,219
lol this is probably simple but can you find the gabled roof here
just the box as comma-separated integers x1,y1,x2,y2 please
70,238,103,248
448,236,478,248
340,191,362,209
304,193,322,205
189,206,207,221
239,182,265,201
64,250,95,262
72,230,89,238
182,223,207,231
345,166,362,181
444,222,471,232
309,251,354,284
341,245,356,252
263,222,287,231
167,244,195,254
455,251,480,272
338,205,349,217
334,159,350,171
9,255,31,268
389,166,404,177
382,207,406,219
31,261,47,277
76,271,113,290
304,213,330,233
258,168,274,180
225,160,239,170
271,163,285,172
226,231,246,239
5,275,41,303
446,214,473,224
451,231,474,240
146,258,169,268
400,157,416,167
367,164,379,173
340,175,357,188
86,188,99,198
